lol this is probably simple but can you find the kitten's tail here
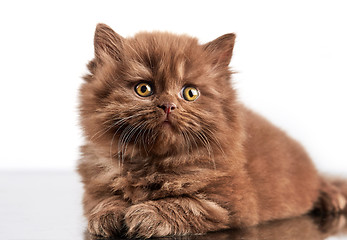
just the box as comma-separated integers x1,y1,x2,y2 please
315,175,347,214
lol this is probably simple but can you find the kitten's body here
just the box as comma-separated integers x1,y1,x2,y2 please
78,24,347,238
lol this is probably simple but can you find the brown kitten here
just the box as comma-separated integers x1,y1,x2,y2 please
78,23,347,239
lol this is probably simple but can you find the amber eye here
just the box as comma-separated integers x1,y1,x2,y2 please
182,86,199,101
135,82,153,97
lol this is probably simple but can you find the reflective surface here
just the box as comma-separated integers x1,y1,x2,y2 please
1,171,347,240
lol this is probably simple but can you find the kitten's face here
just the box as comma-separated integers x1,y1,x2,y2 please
80,24,237,159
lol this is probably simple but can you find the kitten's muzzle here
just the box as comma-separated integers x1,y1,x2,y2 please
157,103,176,115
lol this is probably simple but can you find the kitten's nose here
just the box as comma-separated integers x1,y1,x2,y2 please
158,103,176,114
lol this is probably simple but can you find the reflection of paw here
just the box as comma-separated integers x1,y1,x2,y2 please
125,203,173,239
88,211,123,238
315,213,347,235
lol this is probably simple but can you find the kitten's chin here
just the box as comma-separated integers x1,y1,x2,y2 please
160,121,174,131
150,123,182,155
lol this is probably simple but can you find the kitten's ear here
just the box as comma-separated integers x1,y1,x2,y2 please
203,33,236,67
94,23,124,62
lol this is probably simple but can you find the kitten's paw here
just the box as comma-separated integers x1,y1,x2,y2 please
124,203,173,238
316,181,347,214
88,211,124,238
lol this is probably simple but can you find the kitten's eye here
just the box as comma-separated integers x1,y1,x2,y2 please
182,86,199,101
135,82,153,97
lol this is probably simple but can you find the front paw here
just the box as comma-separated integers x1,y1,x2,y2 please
124,202,173,239
88,211,124,238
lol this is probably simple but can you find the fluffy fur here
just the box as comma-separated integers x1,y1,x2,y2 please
78,23,347,239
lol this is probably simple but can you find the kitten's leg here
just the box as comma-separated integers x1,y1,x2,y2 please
203,172,260,227
124,196,230,238
84,193,129,237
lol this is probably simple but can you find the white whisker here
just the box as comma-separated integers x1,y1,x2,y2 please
203,128,226,159
196,131,216,170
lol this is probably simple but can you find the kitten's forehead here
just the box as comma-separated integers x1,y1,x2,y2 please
125,32,205,90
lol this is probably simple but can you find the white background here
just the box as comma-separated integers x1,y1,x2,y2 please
0,0,346,174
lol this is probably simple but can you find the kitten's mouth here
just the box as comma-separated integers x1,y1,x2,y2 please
163,119,172,126
159,114,178,131
161,116,174,128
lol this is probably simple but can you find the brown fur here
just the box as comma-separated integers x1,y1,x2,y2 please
78,23,347,239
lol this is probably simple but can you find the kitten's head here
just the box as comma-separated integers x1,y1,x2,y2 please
80,24,239,162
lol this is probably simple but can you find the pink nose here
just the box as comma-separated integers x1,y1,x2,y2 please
158,103,176,114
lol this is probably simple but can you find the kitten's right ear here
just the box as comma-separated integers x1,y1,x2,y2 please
203,33,236,67
94,23,124,62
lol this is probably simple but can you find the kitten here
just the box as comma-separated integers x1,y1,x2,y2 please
78,23,347,239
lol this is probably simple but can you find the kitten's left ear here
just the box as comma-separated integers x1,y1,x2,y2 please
94,23,124,62
203,33,236,67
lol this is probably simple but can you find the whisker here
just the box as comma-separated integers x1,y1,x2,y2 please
118,120,144,167
186,129,200,154
181,131,191,155
147,127,158,153
196,131,216,170
130,122,148,159
91,113,144,141
141,128,149,156
203,128,226,159
122,120,146,165
109,119,131,167
117,124,133,167
107,110,156,164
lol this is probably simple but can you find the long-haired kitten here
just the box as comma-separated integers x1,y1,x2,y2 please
78,23,347,239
